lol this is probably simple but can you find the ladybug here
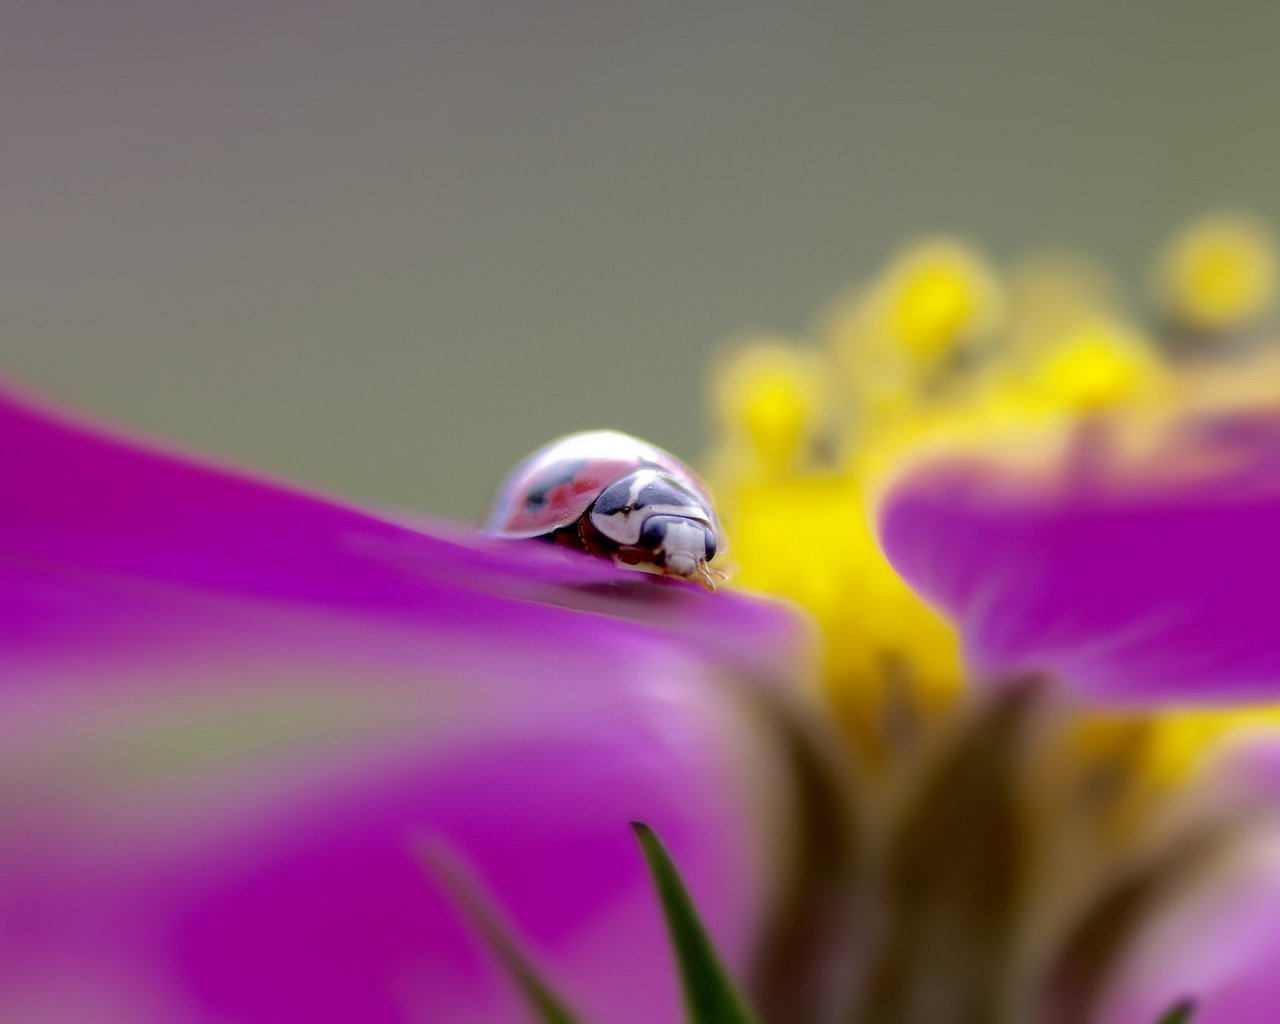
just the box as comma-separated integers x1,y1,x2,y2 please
485,430,726,589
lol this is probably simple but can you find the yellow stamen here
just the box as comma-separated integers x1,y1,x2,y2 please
1155,213,1278,336
883,241,1003,364
1027,317,1165,412
711,339,834,476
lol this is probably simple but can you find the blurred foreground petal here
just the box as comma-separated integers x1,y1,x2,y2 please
1094,836,1280,1023
1094,743,1280,1023
0,385,812,1023
876,408,1280,703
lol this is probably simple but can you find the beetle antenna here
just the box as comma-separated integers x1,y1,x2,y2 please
696,564,719,592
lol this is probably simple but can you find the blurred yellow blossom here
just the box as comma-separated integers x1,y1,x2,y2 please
710,338,836,478
1155,212,1278,337
1022,316,1167,412
820,240,1004,446
706,211,1280,784
876,240,1004,365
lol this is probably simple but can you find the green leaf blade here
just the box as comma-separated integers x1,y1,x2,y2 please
1156,999,1196,1024
631,821,758,1024
416,840,582,1024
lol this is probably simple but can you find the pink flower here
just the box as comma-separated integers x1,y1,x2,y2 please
0,384,811,1023
877,408,1280,1022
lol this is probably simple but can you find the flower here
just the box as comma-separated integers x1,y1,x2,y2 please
0,384,813,1023
14,208,1280,1024
706,215,1280,1022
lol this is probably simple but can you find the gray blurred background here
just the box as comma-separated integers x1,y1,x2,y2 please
5,0,1279,518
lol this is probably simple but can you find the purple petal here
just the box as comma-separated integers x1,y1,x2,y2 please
1093,742,1280,1023
1092,840,1280,1024
0,384,809,1023
876,412,1280,703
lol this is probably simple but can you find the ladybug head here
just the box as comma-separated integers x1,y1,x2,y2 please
588,470,720,583
638,515,717,577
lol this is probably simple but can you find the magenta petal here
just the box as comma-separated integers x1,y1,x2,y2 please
1092,837,1280,1024
877,413,1280,703
0,385,810,1023
1093,742,1280,1023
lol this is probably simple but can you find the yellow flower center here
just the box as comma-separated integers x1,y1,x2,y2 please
706,214,1280,790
